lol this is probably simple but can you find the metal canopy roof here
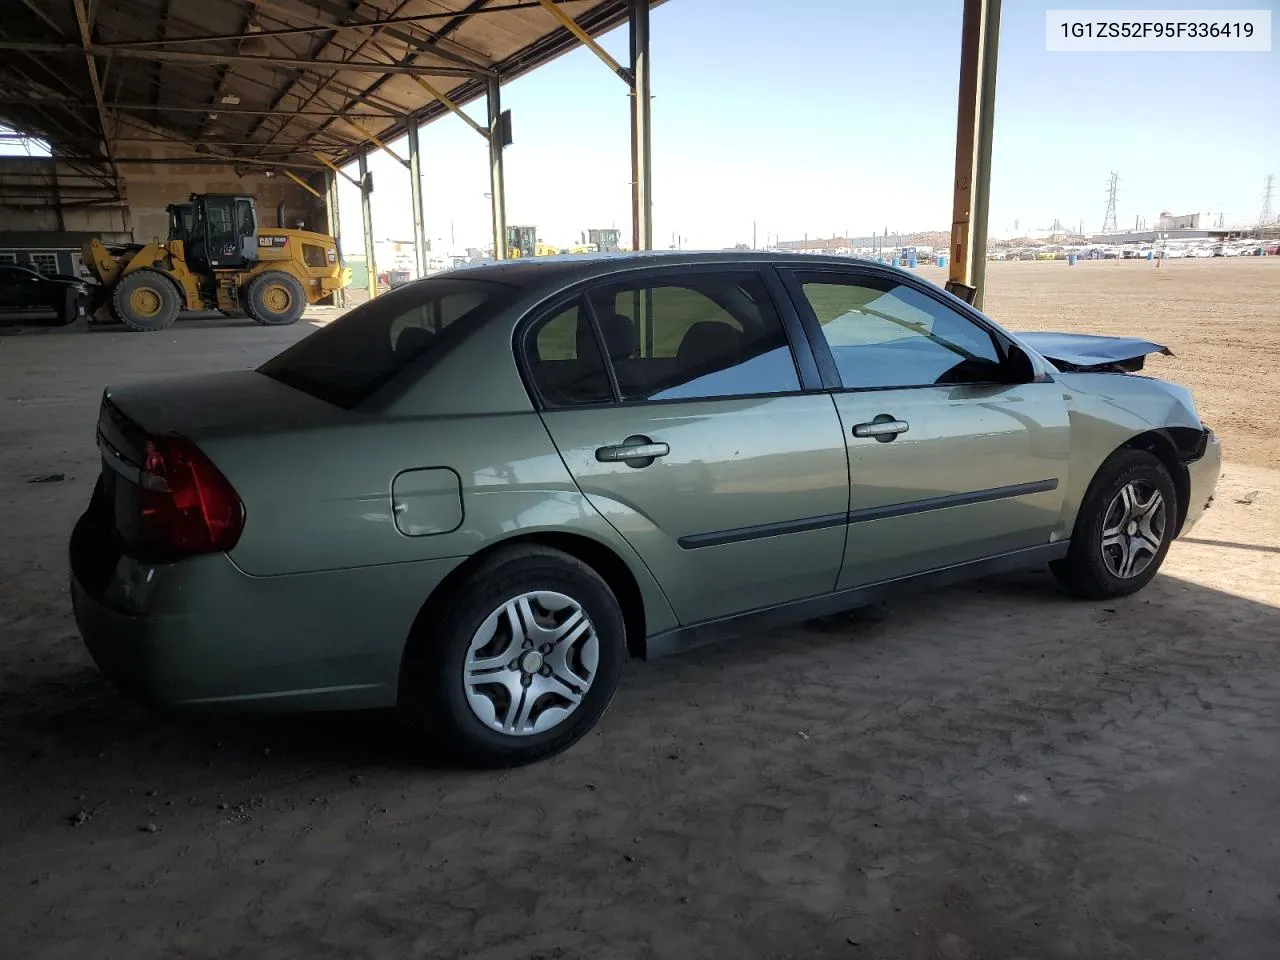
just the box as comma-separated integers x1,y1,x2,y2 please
0,0,659,178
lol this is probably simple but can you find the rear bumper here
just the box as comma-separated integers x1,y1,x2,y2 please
70,508,463,711
1179,428,1222,535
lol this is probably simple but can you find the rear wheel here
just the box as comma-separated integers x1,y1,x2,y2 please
399,546,626,767
244,271,306,326
1051,449,1178,599
112,269,181,332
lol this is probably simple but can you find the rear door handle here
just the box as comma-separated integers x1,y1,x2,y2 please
852,417,909,442
595,435,669,466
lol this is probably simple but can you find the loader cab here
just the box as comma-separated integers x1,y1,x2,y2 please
185,194,259,272
166,203,194,248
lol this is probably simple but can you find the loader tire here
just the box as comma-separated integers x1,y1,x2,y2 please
112,269,181,332
245,271,306,326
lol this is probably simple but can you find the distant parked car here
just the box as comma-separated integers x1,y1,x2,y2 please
0,265,87,325
71,252,1222,765
1265,243,1280,256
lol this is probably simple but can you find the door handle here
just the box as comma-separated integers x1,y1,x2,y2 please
595,435,670,466
852,416,909,443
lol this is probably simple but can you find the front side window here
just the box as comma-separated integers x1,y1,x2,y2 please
798,275,1003,389
259,276,515,409
235,199,255,237
584,272,800,402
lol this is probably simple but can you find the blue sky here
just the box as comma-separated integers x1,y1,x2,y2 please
341,0,1276,252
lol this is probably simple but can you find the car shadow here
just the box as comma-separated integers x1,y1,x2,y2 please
1,566,1277,814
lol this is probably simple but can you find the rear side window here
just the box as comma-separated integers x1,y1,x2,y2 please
585,272,799,402
259,276,514,408
525,302,613,406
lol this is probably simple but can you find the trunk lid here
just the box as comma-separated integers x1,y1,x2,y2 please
92,370,348,553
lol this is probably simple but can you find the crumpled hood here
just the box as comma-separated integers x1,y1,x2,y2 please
1016,332,1173,373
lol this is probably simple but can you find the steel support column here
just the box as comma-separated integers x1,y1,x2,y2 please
629,0,652,251
407,121,428,277
324,169,346,307
486,76,507,260
359,152,378,300
946,0,1001,308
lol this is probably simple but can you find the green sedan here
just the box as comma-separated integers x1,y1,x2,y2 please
70,253,1221,766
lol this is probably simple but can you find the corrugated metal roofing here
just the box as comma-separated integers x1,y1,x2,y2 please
0,1,660,179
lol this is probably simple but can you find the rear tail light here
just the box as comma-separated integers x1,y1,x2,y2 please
138,435,244,557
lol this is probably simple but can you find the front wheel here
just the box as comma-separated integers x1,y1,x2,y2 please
399,546,626,767
244,271,306,326
1051,449,1178,599
112,269,181,332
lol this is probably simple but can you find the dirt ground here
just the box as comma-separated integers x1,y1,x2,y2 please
1,260,1278,959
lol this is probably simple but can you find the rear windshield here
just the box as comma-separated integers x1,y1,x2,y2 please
258,275,515,409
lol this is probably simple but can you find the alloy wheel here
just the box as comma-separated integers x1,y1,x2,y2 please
1100,480,1167,579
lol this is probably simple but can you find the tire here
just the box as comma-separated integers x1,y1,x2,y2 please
399,545,626,767
112,269,181,332
51,287,83,326
244,271,306,326
1051,449,1178,600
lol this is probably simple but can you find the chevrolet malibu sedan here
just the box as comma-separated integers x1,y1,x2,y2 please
71,252,1221,765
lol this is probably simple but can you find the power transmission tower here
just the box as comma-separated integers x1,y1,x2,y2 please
1260,174,1275,225
1101,171,1119,234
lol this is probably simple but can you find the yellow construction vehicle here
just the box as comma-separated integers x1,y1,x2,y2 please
505,224,538,259
82,193,350,331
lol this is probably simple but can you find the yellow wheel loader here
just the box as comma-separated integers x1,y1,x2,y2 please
82,193,351,332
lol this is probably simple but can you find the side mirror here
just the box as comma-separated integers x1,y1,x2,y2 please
1003,344,1037,384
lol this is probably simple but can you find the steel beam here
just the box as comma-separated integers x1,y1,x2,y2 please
95,101,400,118
536,0,632,83
486,76,507,260
284,169,325,200
256,0,418,147
113,154,324,169
242,0,497,72
19,0,66,37
360,153,378,300
313,152,363,188
0,45,491,77
407,121,428,277
946,0,1001,308
306,0,494,147
629,0,652,251
406,74,488,139
113,1,568,48
324,168,346,307
969,0,1001,310
350,120,409,168
70,0,118,186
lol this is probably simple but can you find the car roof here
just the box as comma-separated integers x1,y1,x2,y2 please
444,249,905,290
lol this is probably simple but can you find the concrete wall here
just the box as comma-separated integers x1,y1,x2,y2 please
118,133,328,244
0,157,131,239
0,130,329,246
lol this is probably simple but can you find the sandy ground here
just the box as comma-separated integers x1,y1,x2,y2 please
1,260,1278,959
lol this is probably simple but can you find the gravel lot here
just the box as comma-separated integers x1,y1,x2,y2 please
2,259,1277,959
